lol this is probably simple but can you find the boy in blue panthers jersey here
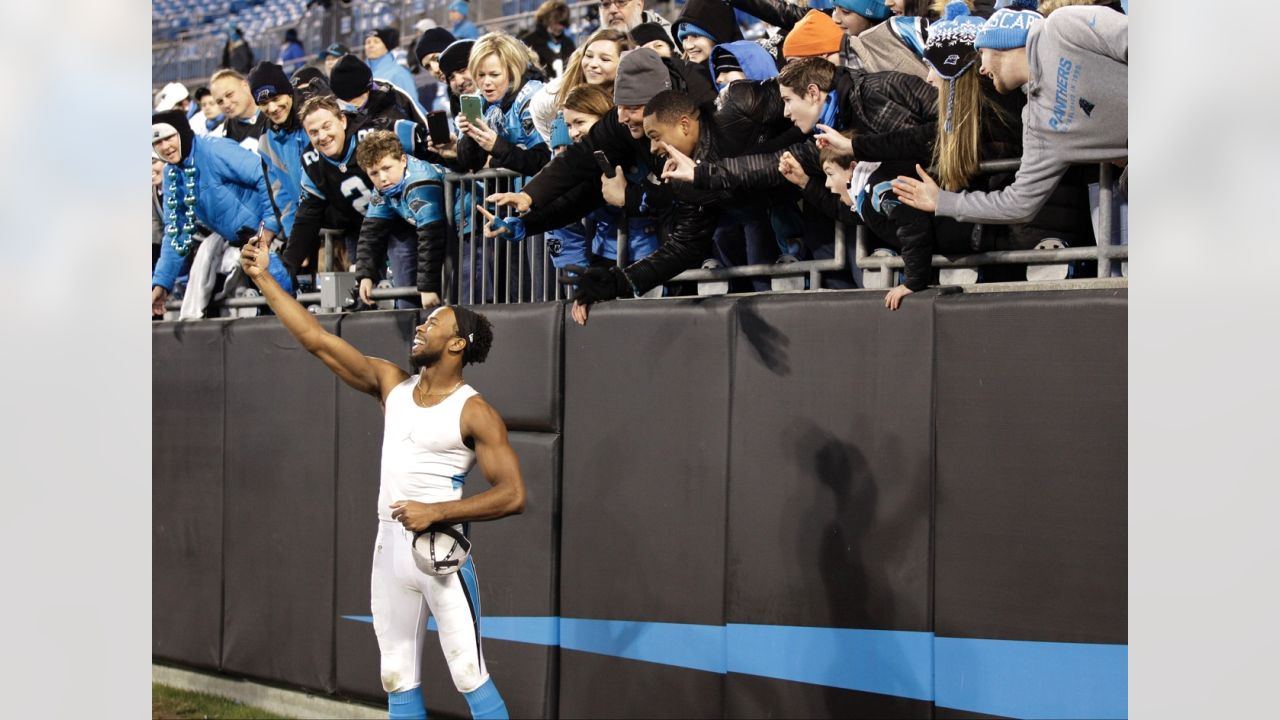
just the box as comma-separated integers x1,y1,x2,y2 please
355,130,449,310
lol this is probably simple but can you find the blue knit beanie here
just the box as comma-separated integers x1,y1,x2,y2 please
831,0,891,21
676,22,715,44
449,1,469,16
973,1,1043,51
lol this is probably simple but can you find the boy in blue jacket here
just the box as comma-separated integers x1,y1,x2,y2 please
151,109,289,318
353,130,449,310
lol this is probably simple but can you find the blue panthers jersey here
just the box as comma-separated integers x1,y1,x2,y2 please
366,156,447,228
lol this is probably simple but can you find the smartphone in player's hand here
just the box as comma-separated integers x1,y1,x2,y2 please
426,110,451,145
593,150,616,179
459,94,483,127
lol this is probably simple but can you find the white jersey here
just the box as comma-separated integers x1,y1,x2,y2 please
377,376,479,520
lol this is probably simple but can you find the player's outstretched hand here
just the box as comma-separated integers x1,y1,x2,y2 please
239,232,271,281
390,500,439,532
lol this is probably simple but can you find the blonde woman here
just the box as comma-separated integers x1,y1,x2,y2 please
527,27,634,143
454,32,550,175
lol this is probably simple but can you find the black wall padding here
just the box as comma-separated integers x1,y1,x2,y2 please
932,290,1128,645
462,303,564,433
152,320,230,671
558,298,736,719
417,432,562,720
724,674,935,720
559,651,725,720
221,316,342,691
726,293,935,632
723,293,936,719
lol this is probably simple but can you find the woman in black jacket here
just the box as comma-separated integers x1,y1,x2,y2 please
519,0,576,78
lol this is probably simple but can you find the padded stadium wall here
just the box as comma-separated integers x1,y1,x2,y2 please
153,289,1127,719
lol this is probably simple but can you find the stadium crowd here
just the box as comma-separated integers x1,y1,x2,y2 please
152,0,1128,321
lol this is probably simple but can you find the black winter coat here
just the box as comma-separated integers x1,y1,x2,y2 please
519,26,576,79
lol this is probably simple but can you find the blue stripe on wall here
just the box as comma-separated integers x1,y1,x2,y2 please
339,614,1126,718
559,618,726,674
727,623,934,701
935,636,1128,720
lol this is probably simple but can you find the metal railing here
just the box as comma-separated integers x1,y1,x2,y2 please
161,159,1125,317
854,160,1127,288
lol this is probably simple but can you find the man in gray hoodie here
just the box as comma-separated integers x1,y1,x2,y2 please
890,3,1127,225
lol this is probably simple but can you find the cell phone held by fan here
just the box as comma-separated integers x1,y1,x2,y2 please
459,94,483,127
593,150,616,179
426,110,451,146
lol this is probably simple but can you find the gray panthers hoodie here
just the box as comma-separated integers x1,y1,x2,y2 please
936,6,1127,224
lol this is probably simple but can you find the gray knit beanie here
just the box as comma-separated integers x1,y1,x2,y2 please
612,48,671,107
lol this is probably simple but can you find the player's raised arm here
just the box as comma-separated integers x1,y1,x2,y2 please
239,234,407,401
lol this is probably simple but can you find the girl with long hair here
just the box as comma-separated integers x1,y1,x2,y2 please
528,27,635,143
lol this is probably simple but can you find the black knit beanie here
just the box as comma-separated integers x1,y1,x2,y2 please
248,61,292,104
438,39,475,81
415,27,456,64
329,54,373,100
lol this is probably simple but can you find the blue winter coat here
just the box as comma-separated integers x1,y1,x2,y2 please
259,122,309,236
452,19,480,40
152,135,281,291
277,41,305,75
369,53,426,116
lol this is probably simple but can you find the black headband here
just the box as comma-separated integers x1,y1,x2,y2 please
451,305,479,363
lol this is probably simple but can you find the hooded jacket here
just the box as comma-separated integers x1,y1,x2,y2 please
710,40,778,90
152,135,281,290
674,0,745,52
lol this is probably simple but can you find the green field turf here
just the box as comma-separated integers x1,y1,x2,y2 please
152,683,291,720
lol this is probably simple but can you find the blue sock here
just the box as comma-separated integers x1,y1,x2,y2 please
388,686,427,720
463,677,508,719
